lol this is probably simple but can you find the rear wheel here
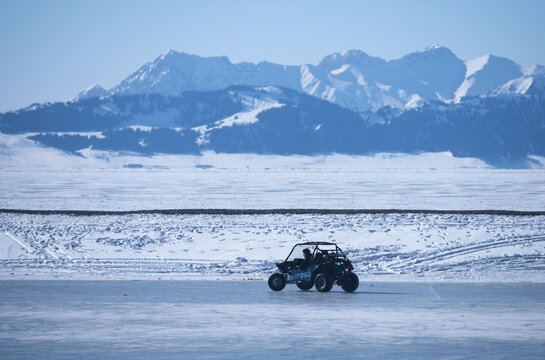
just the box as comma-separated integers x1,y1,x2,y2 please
342,273,359,293
296,281,313,291
314,273,333,292
268,273,286,291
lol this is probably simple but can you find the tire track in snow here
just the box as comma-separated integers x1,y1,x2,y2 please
4,230,71,263
4,231,34,254
389,234,545,271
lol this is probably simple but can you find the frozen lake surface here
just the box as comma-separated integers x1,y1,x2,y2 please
1,155,545,211
1,280,544,359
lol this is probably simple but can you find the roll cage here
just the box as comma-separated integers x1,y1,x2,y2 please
283,242,348,263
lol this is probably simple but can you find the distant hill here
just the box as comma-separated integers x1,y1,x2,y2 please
2,85,544,167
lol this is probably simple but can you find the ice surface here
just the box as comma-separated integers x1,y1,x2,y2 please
1,157,545,211
1,281,544,359
1,145,545,211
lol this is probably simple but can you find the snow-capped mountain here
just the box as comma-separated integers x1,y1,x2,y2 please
299,46,466,110
112,51,302,98
454,55,522,101
389,44,467,101
101,46,541,111
491,65,545,96
1,46,545,168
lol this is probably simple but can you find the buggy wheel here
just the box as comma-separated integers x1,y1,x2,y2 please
341,273,359,293
268,273,286,291
296,281,313,291
314,273,333,292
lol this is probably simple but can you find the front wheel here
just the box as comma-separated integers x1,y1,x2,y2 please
342,273,359,293
314,273,333,292
296,281,313,291
268,273,286,291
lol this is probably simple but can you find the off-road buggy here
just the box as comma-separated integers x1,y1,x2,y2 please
268,242,359,292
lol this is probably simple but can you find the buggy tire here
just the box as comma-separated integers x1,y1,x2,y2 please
268,273,286,291
342,273,359,293
296,281,313,291
314,273,333,292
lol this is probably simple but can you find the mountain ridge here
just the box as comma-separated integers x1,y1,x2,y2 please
93,46,543,111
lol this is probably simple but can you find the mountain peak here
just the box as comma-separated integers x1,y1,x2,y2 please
425,43,443,51
388,45,465,100
421,44,455,54
454,54,522,101
403,44,457,59
340,49,370,58
464,54,520,78
162,49,179,57
156,50,231,65
318,49,384,69
71,84,109,102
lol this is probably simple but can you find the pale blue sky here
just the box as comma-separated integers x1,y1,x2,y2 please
1,0,544,112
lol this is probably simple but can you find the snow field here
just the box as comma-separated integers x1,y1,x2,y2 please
1,212,543,281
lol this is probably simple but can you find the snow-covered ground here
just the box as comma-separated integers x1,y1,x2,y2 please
1,212,544,282
1,148,545,210
1,281,544,359
1,146,544,281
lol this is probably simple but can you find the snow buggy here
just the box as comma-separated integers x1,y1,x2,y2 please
268,242,359,292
